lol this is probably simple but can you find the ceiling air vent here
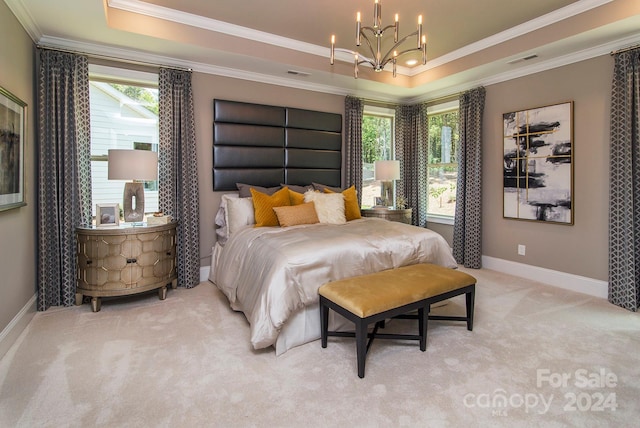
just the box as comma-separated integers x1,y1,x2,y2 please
507,54,538,65
287,70,311,77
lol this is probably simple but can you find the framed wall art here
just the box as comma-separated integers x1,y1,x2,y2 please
503,101,574,224
96,203,120,227
0,85,27,212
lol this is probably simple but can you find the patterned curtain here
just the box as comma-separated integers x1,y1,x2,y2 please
345,96,364,204
609,48,640,312
36,48,92,310
158,68,201,289
395,103,428,227
453,87,485,269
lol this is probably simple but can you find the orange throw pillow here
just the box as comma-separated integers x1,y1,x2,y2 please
251,186,291,227
273,202,320,227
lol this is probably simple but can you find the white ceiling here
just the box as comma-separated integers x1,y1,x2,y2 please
5,0,640,102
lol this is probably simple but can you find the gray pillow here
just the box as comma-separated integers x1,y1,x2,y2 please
236,183,281,198
281,183,314,194
312,182,343,193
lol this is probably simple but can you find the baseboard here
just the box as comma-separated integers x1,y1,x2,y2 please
200,266,211,283
0,293,37,360
482,256,608,299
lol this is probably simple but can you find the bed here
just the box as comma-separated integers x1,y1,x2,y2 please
209,191,457,355
209,99,457,354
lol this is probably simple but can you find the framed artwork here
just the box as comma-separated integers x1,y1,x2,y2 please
96,203,120,227
0,85,27,212
503,101,574,224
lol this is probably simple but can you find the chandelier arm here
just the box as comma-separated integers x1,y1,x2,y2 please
378,31,421,65
334,48,376,66
358,34,379,64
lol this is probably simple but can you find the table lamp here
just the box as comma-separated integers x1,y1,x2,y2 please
374,160,400,208
108,149,158,223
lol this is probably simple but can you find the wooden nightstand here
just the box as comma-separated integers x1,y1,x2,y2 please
76,222,178,312
361,208,412,224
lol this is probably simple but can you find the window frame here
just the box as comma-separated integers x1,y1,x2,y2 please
362,105,396,209
426,100,459,225
88,64,160,218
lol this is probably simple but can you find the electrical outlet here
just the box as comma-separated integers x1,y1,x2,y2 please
518,244,526,256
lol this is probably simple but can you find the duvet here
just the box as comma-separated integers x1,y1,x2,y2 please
214,217,457,350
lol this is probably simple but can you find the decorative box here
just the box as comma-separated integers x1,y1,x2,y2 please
146,215,173,225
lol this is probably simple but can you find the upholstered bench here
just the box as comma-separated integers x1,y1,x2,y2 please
318,263,476,378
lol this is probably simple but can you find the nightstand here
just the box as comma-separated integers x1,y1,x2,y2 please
76,222,178,312
361,208,412,224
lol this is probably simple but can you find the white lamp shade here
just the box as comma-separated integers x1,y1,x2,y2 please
374,160,400,181
108,149,158,181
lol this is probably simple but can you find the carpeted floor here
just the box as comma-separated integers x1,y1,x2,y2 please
1,267,639,427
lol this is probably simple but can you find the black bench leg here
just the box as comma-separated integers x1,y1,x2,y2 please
320,298,329,348
466,288,475,331
418,306,427,351
356,318,367,378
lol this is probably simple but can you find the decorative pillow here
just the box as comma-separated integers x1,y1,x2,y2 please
251,187,291,227
236,183,281,198
312,182,343,193
273,202,319,227
225,195,255,238
288,189,306,205
324,185,362,221
215,193,239,245
281,183,314,194
304,190,346,224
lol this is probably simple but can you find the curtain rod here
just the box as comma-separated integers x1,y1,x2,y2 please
610,44,640,56
36,44,192,72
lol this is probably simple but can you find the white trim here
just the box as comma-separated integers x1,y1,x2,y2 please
427,215,454,226
0,294,37,360
482,256,608,299
200,266,211,284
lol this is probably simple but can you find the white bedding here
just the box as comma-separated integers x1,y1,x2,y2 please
212,217,457,353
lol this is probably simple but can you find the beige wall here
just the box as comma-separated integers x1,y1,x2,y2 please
191,73,345,267
429,55,612,282
0,3,36,342
482,55,612,281
191,55,614,284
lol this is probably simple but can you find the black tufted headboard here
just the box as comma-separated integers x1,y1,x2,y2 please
213,99,342,191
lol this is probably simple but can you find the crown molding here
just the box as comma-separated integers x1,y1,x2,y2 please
107,0,326,57
407,0,613,76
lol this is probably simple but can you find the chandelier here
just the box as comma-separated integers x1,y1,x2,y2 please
330,0,427,78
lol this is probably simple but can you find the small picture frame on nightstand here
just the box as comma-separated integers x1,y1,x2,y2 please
96,203,120,227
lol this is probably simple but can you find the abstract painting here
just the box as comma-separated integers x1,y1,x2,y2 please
503,101,573,224
0,86,26,212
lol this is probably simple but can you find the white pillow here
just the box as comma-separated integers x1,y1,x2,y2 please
303,190,346,224
224,195,255,238
215,193,239,245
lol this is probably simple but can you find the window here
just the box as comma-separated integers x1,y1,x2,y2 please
427,101,459,223
89,65,159,219
361,107,394,208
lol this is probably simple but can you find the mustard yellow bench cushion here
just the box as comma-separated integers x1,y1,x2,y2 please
318,263,477,318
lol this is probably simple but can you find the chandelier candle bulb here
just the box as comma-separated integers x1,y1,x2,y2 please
394,14,399,42
422,35,427,64
418,15,423,48
356,12,361,45
374,0,381,28
330,35,335,64
355,53,359,78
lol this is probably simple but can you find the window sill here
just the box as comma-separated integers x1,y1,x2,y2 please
427,214,454,226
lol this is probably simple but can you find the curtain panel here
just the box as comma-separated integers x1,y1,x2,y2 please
345,96,364,204
609,48,640,312
36,48,93,310
158,68,201,289
453,87,485,269
395,103,428,227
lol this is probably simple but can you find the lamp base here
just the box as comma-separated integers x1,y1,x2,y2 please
381,181,394,208
123,182,145,223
